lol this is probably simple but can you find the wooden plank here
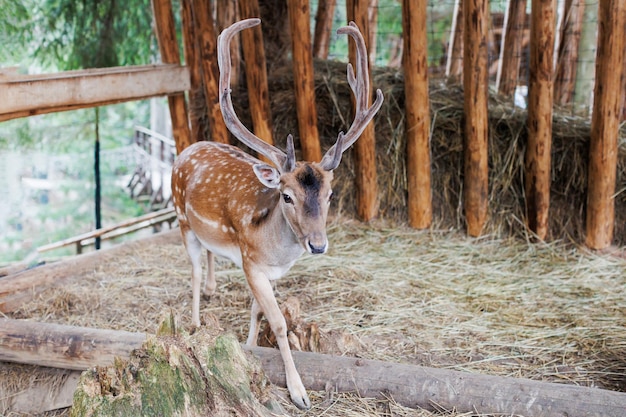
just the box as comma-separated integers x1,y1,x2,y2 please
463,0,489,236
152,0,193,154
585,0,626,249
0,65,190,122
287,0,322,162
525,0,556,241
346,0,380,221
402,0,432,229
496,0,527,97
2,318,626,416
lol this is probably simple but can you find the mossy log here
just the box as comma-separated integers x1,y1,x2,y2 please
70,316,281,417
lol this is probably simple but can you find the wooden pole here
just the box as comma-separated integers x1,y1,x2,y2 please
402,0,432,229
181,0,203,143
346,0,380,221
496,0,527,97
463,0,489,237
313,0,336,59
446,0,463,82
194,0,230,144
585,0,626,249
3,318,626,417
525,0,555,240
554,0,585,106
287,0,322,162
238,0,275,149
151,0,192,154
216,0,241,87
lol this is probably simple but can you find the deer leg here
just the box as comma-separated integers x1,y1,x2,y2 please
245,267,311,410
183,230,204,328
246,297,263,346
203,251,217,298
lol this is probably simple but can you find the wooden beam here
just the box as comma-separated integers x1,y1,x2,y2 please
346,0,380,221
287,0,322,162
402,0,432,229
463,0,489,236
525,0,556,241
585,0,626,249
0,65,190,122
2,318,626,416
152,0,193,154
496,0,527,97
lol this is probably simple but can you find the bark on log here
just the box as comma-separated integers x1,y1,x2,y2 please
0,230,181,313
2,318,626,416
346,0,380,221
402,0,432,229
463,0,489,236
525,0,556,241
194,0,231,144
585,0,626,249
287,0,322,162
496,0,527,96
151,0,193,154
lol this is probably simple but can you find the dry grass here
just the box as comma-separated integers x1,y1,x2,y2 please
6,217,626,416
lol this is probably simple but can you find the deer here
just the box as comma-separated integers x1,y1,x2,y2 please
171,18,383,410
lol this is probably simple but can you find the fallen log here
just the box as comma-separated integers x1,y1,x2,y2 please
1,318,625,416
0,229,181,313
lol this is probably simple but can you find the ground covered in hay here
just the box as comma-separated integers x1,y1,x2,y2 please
4,218,626,416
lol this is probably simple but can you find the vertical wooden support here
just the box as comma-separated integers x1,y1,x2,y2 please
402,0,432,229
217,0,241,87
554,0,585,106
446,0,464,82
496,0,527,97
313,0,336,59
181,0,203,143
193,0,230,144
238,0,274,148
151,0,192,154
368,0,379,64
585,0,626,249
287,0,322,162
525,0,555,241
463,0,489,237
347,0,379,221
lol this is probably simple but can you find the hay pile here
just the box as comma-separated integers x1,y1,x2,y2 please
6,218,626,416
217,60,626,245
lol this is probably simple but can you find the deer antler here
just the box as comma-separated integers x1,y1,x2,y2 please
320,22,384,171
217,18,293,172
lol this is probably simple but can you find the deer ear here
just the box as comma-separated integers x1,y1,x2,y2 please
253,163,281,188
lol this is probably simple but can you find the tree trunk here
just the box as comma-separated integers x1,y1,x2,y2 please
585,0,626,249
525,0,556,241
346,0,380,221
151,0,192,154
463,0,489,237
403,0,432,229
287,0,322,162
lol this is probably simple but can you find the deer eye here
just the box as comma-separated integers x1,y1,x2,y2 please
282,193,293,204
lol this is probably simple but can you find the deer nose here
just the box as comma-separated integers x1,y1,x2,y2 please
307,238,327,254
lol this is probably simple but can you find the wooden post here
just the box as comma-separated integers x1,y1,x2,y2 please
403,0,432,229
238,0,275,149
216,0,241,87
525,0,555,240
554,0,585,106
446,0,464,82
496,0,527,97
181,0,203,143
151,0,192,154
346,0,379,221
585,0,626,249
194,0,230,144
287,0,322,162
463,0,489,237
313,0,336,59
